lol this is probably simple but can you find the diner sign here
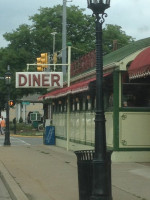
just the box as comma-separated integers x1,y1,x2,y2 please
16,72,63,88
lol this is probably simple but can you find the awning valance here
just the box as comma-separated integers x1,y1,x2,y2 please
39,77,96,100
128,47,150,79
38,72,112,101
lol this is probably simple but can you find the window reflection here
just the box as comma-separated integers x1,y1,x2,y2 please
122,72,150,107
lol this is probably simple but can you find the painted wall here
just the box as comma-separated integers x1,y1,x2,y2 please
119,112,150,148
52,111,113,148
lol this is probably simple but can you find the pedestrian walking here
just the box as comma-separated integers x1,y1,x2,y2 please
0,116,2,134
0,117,6,135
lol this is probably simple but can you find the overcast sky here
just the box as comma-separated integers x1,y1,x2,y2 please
0,0,150,48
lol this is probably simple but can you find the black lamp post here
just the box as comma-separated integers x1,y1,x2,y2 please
4,65,11,146
87,1,112,200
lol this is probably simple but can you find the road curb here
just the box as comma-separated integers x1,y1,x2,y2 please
0,161,29,200
10,134,43,138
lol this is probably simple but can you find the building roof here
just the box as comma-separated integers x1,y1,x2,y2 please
71,37,150,82
39,37,150,101
103,37,150,67
18,94,43,103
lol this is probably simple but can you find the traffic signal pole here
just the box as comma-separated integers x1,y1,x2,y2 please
27,63,70,71
66,44,71,151
26,45,72,151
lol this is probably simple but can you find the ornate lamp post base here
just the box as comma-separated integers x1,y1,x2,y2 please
90,151,112,200
4,141,11,146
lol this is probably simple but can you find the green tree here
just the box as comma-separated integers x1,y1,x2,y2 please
0,5,134,110
28,5,96,57
103,24,134,54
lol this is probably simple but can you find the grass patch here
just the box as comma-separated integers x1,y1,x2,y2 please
10,122,44,136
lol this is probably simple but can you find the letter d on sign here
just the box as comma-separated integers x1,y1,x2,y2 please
19,74,27,86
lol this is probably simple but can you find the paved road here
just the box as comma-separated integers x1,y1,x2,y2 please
0,135,43,146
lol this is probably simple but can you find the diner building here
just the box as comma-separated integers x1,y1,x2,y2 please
39,37,150,162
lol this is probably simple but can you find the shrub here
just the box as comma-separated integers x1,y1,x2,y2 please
19,117,23,123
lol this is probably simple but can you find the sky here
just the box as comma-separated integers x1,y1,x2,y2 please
0,0,150,48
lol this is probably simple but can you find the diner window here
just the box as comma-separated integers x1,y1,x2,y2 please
79,97,83,111
59,99,66,112
55,102,59,112
75,97,80,111
70,97,73,112
52,102,56,113
58,101,62,112
91,96,95,111
63,99,67,112
83,99,86,111
85,95,91,110
70,96,82,112
122,72,150,107
72,100,76,111
103,74,113,111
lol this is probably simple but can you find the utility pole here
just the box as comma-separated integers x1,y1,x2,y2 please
62,0,67,75
51,32,57,54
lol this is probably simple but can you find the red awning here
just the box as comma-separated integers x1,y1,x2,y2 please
128,47,150,79
38,72,112,100
39,77,96,100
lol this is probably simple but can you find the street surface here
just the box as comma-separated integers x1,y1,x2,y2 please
0,135,43,146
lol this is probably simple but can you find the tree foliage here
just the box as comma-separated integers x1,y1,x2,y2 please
103,24,134,54
0,5,134,111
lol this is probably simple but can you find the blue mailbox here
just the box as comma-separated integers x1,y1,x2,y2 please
44,126,55,145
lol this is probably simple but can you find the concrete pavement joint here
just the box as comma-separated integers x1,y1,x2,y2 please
112,184,147,200
0,161,29,200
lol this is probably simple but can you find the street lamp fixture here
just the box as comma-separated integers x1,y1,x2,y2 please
5,70,11,85
4,65,12,146
87,0,112,200
51,32,57,54
87,0,110,14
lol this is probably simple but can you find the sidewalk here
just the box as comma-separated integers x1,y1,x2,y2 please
0,144,150,200
0,177,12,200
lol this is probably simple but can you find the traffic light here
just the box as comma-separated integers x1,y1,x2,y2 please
41,53,48,68
36,53,48,71
53,52,57,64
9,100,14,107
36,57,43,72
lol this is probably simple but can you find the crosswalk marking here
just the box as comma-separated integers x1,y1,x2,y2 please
0,136,31,146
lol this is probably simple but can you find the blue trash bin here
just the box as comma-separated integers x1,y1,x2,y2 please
44,126,55,145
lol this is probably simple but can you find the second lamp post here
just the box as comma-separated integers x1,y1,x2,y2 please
4,65,12,146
